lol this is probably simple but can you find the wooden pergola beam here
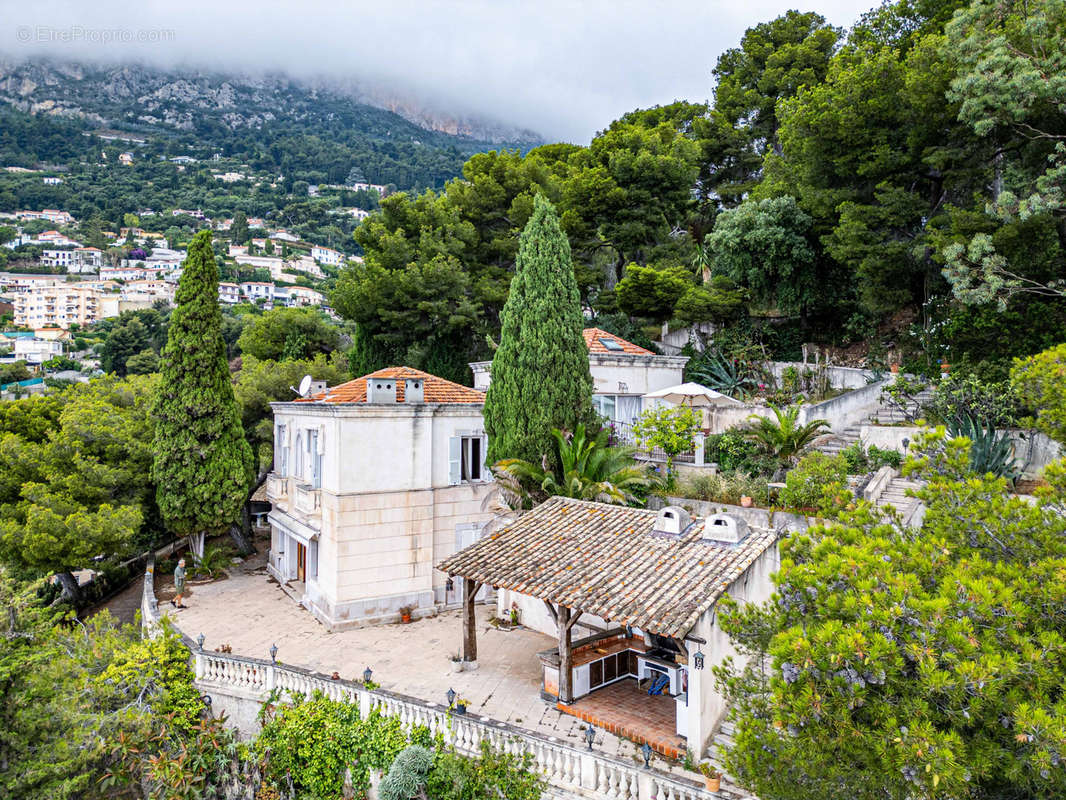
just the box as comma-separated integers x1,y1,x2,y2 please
461,578,482,662
556,605,583,705
543,599,558,625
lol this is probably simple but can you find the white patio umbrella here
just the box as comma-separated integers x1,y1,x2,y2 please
643,382,743,435
642,382,743,407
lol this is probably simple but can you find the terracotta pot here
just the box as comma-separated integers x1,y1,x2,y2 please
740,495,753,508
890,363,900,374
704,775,721,793
400,612,412,624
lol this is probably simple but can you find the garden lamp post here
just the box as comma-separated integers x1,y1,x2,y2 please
269,643,278,663
641,742,652,768
447,687,456,707
363,666,373,684
197,632,205,651
585,725,596,750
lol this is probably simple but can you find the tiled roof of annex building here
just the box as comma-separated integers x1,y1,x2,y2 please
301,366,485,404
582,327,654,355
438,496,778,639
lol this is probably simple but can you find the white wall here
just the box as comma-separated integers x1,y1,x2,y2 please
271,403,489,495
469,353,689,401
684,541,779,752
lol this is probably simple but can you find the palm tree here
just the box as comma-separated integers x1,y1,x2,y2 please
745,404,829,465
494,424,657,507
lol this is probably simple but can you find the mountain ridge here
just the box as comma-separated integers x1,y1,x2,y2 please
0,57,542,147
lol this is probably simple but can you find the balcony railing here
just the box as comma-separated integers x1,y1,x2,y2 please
605,419,695,464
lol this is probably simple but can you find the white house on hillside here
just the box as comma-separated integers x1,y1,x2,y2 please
266,367,494,629
470,328,688,427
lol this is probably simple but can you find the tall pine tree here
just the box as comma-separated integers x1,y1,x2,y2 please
152,231,252,558
484,195,592,466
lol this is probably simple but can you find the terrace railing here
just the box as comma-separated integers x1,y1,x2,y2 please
142,560,736,800
192,649,739,800
607,420,696,464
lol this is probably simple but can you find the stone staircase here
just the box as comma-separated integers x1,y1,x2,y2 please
816,424,862,456
875,475,924,524
868,388,935,425
705,721,754,799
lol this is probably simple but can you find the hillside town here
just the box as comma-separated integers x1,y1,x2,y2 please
1,1,1064,800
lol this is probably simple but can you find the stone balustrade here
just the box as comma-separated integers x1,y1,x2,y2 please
143,559,744,800
192,648,740,800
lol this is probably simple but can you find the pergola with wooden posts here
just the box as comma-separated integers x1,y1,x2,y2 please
438,496,778,705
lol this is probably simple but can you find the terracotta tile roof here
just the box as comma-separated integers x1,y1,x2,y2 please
301,366,485,404
583,327,653,355
438,496,778,638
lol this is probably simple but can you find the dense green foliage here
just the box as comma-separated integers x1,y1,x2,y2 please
494,423,655,506
254,693,544,800
633,405,702,466
778,451,849,512
152,232,252,547
1011,343,1066,444
483,196,593,465
718,435,1066,800
0,377,157,597
744,405,829,466
0,572,228,800
236,307,341,362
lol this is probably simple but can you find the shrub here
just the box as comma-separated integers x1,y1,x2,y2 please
779,452,849,512
923,373,1021,428
633,405,701,466
867,445,902,469
193,544,232,578
379,745,434,800
674,470,768,506
840,442,903,474
703,428,776,475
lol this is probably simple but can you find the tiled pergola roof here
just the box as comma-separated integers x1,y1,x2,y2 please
438,496,778,639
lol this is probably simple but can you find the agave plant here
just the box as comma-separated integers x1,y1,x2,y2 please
688,351,758,400
493,424,658,507
945,412,1019,481
744,404,830,466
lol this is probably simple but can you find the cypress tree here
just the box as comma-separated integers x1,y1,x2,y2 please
152,230,252,558
484,195,593,466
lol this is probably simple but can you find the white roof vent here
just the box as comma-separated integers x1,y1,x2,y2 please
367,378,397,404
702,513,749,545
653,506,691,537
404,378,424,404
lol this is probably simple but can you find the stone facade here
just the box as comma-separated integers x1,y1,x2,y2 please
267,390,494,629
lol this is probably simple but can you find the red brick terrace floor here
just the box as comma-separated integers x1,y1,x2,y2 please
558,678,687,759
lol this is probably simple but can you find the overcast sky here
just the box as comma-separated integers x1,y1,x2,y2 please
4,0,873,142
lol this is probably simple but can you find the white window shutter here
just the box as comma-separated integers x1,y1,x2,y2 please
448,436,461,485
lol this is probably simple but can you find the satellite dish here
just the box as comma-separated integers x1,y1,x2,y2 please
297,374,313,398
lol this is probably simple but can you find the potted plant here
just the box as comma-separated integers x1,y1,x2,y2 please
399,605,414,624
454,697,470,715
739,495,753,508
698,763,721,792
449,653,464,673
890,362,900,374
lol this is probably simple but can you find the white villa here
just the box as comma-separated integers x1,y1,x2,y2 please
470,328,688,428
266,367,495,630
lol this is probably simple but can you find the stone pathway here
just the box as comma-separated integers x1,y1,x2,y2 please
88,574,144,626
